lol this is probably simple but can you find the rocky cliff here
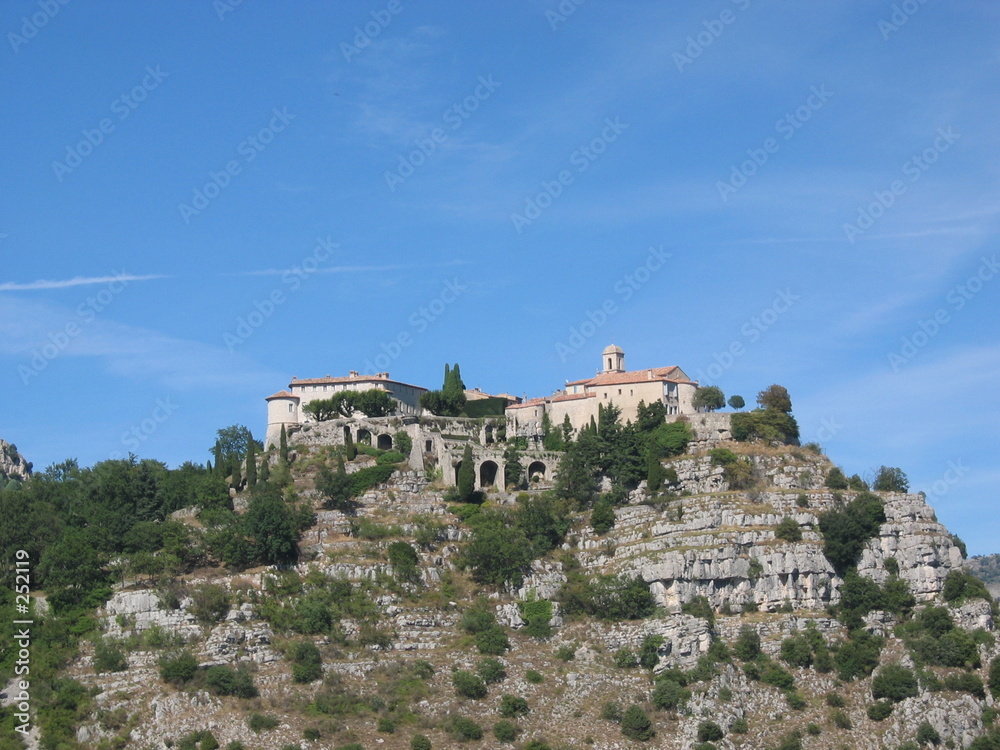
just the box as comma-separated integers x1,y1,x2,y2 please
0,438,32,484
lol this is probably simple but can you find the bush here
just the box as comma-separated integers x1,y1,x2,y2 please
447,716,483,741
730,717,748,734
288,641,322,684
452,670,487,699
681,595,715,626
873,466,909,492
519,598,553,639
697,721,724,741
387,541,420,582
830,709,852,729
93,639,129,672
825,467,849,490
835,630,883,681
376,450,407,465
247,713,279,732
818,492,885,574
493,720,518,742
916,721,941,745
786,690,807,710
377,717,395,733
460,604,496,633
825,692,845,707
872,664,919,703
555,644,576,661
774,517,802,542
525,669,544,684
867,700,894,721
410,735,432,750
620,705,655,741
476,625,510,655
942,569,993,606
499,694,529,718
638,634,664,669
944,671,986,698
160,651,198,685
477,658,506,684
775,730,803,750
189,583,231,624
591,499,615,534
652,678,690,711
780,634,813,668
614,648,638,668
205,665,258,698
734,627,761,661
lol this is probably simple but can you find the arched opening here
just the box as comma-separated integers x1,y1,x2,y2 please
528,460,546,482
424,439,433,453
608,357,612,370
377,434,393,451
484,425,494,445
357,429,372,446
479,460,499,488
453,460,464,485
343,425,351,443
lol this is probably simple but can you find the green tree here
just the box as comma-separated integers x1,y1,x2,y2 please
620,705,654,741
728,395,745,411
279,425,289,464
457,444,475,502
503,445,523,489
212,425,261,468
872,664,919,702
825,467,849,490
693,386,725,412
757,384,792,413
873,466,909,493
244,484,299,565
591,499,615,534
245,441,257,488
316,457,354,513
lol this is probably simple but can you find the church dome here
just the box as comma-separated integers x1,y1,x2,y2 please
602,344,624,355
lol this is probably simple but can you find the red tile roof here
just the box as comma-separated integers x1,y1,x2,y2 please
565,366,691,387
265,390,297,400
289,375,426,391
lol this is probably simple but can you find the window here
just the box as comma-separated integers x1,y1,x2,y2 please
618,389,622,395
288,404,294,413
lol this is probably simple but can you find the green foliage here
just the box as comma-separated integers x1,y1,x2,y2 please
944,671,985,698
780,634,813,668
452,670,487,699
775,730,803,750
590,498,615,534
830,709,852,729
638,635,664,669
377,716,396,733
558,572,655,621
160,651,198,684
867,700,894,721
825,467,849,490
942,569,993,606
734,627,762,661
476,626,510,655
728,394,745,410
835,630,884,681
818,492,886,574
902,607,980,669
189,583,230,624
730,409,799,445
601,701,623,722
499,694,529,718
477,657,506,684
652,678,690,710
93,638,129,672
681,596,715,627
387,541,420,582
693,386,726,412
873,465,909,493
555,643,576,661
525,669,544,683
774,517,802,542
457,443,475,501
760,661,795,690
917,720,942,745
288,641,322,683
519,597,553,639
697,721,724,742
493,719,518,742
410,734,432,750
420,363,468,416
246,713,279,732
614,648,638,668
757,384,792,412
620,705,654,741
990,657,1000,699
446,715,483,741
205,665,258,698
730,717,749,734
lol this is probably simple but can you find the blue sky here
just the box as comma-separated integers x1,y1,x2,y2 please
2,2,998,552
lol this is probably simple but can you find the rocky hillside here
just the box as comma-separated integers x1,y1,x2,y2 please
49,431,1000,750
0,438,31,485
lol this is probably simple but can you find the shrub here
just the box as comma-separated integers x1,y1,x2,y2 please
867,700,894,721
160,651,198,685
555,644,576,661
410,735,432,750
652,679,690,711
493,720,518,742
760,662,795,690
519,598,553,639
460,603,496,633
601,702,622,722
681,596,715,626
733,627,761,661
818,492,885,574
774,517,802,542
499,694,529,718
288,641,322,684
189,584,231,624
806,723,821,736
780,634,813,668
730,717,748,734
93,639,129,673
477,658,506,684
638,634,664,669
786,690,807,710
476,625,510,655
614,648,638,668
205,665,258,698
990,657,1000,699
776,730,803,750
247,713,279,732
830,709,852,729
525,669,544,684
621,705,654,741
377,717,395,733
944,671,986,698
447,716,483,741
835,630,884,681
825,467,849,490
873,466,909,492
302,728,321,741
872,664,919,703
916,721,941,745
825,692,845,708
697,721,724,742
452,670,487,699
942,569,993,606
387,541,420,582
591,499,615,534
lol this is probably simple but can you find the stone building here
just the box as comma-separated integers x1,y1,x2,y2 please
504,345,698,441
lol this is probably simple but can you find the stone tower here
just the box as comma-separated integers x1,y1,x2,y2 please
602,344,625,373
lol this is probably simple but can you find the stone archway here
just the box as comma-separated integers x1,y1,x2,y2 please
377,434,393,451
528,460,546,482
357,429,372,446
479,460,499,488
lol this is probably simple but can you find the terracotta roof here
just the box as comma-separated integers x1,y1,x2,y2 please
566,366,689,387
265,390,297,400
549,392,596,403
289,375,427,391
506,392,595,410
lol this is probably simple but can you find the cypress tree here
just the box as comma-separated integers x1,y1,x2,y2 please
231,458,242,491
345,429,357,460
259,456,270,483
246,441,258,487
279,425,289,464
457,443,475,501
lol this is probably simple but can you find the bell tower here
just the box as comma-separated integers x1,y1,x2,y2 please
602,344,625,373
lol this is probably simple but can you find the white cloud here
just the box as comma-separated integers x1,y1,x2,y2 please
0,273,167,291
